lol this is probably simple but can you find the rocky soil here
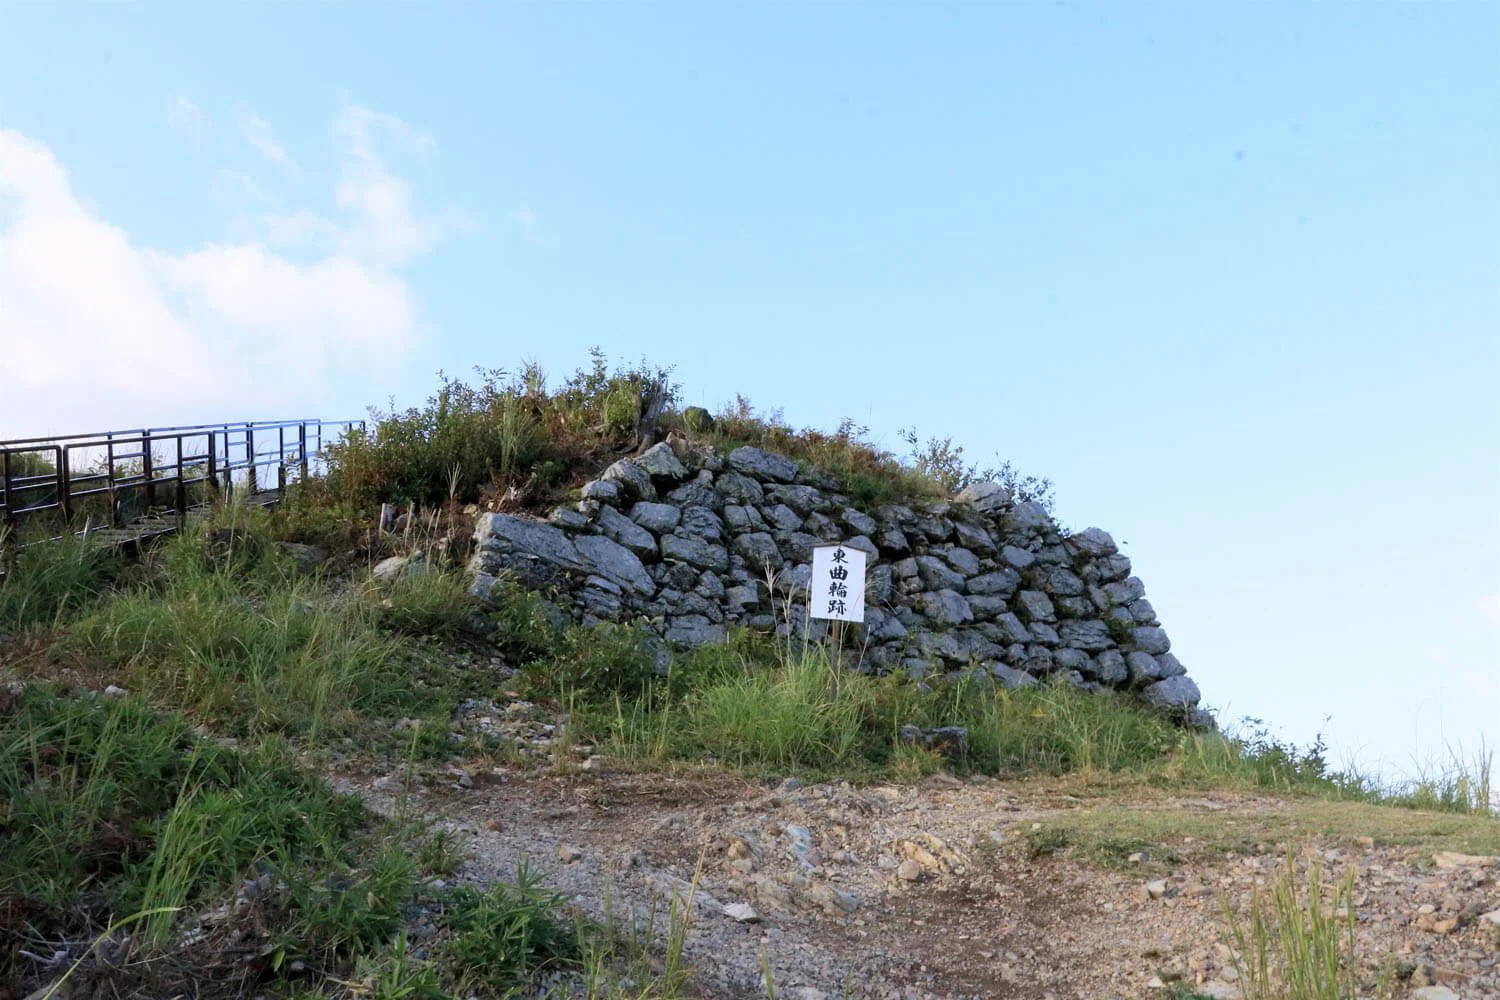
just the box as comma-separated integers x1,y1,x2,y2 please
340,750,1500,1000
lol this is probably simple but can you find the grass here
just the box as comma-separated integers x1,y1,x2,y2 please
0,686,365,987
580,631,1369,792
1009,797,1500,867
1223,849,1397,1000
0,530,119,631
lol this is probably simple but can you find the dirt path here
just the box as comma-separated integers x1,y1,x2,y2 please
341,762,1500,1000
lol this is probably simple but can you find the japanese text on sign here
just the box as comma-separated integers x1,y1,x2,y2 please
810,544,867,623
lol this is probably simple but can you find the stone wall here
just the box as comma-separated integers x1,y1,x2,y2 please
468,438,1206,721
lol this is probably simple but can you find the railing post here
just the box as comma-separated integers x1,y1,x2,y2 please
207,433,220,503
142,431,156,510
58,446,72,526
247,425,257,494
299,423,309,483
175,436,187,531
2,450,14,544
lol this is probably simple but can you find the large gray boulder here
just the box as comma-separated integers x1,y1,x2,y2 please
1027,620,1060,645
660,533,729,572
989,662,1038,689
580,479,621,504
1015,590,1056,623
714,470,765,504
919,590,974,626
914,555,966,592
473,513,589,586
576,534,655,595
1000,545,1036,569
1069,527,1118,557
629,501,681,535
1104,576,1147,604
1046,567,1086,596
1059,620,1112,651
992,612,1032,644
636,441,688,481
1093,649,1128,684
598,505,657,558
666,473,723,510
953,521,995,553
967,568,1021,597
731,532,783,574
727,446,797,483
952,480,1011,514
1126,651,1162,684
600,458,656,501
1004,500,1051,533
938,546,981,577
1054,648,1092,673
1132,626,1172,655
768,484,825,516
966,595,1010,620
1155,652,1186,678
840,507,877,536
679,505,726,543
1141,675,1201,709
877,524,911,556
765,503,804,532
1095,552,1132,582
721,504,766,533
665,615,727,647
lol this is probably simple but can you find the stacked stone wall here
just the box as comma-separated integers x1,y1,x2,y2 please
469,438,1205,719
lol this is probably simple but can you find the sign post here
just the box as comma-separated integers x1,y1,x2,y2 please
810,544,868,692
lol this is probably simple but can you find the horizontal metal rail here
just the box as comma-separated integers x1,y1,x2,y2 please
1,418,364,548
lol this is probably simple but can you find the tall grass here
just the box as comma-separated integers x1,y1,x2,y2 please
1386,741,1495,817
0,688,366,980
64,522,448,740
0,531,118,630
1224,849,1394,1000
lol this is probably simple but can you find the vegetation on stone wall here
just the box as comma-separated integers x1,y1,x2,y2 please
313,349,1052,516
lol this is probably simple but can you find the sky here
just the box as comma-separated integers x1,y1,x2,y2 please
1,3,1496,782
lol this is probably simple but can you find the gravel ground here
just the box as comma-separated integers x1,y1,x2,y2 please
341,757,1500,1000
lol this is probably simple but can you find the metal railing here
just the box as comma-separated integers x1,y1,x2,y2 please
1,418,364,542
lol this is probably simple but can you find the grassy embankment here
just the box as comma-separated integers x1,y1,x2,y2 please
2,353,1492,998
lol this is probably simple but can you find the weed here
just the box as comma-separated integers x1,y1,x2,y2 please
440,864,577,995
371,566,478,638
1222,847,1394,1000
1025,826,1073,858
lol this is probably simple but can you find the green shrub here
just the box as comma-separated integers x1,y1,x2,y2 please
529,620,662,700
440,866,577,995
324,351,680,509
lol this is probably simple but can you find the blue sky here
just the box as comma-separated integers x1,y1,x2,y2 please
2,3,1496,779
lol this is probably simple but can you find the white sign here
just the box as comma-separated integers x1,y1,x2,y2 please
810,544,867,623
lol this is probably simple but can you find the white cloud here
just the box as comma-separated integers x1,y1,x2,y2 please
0,108,456,437
328,105,469,266
166,95,206,137
237,110,298,173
